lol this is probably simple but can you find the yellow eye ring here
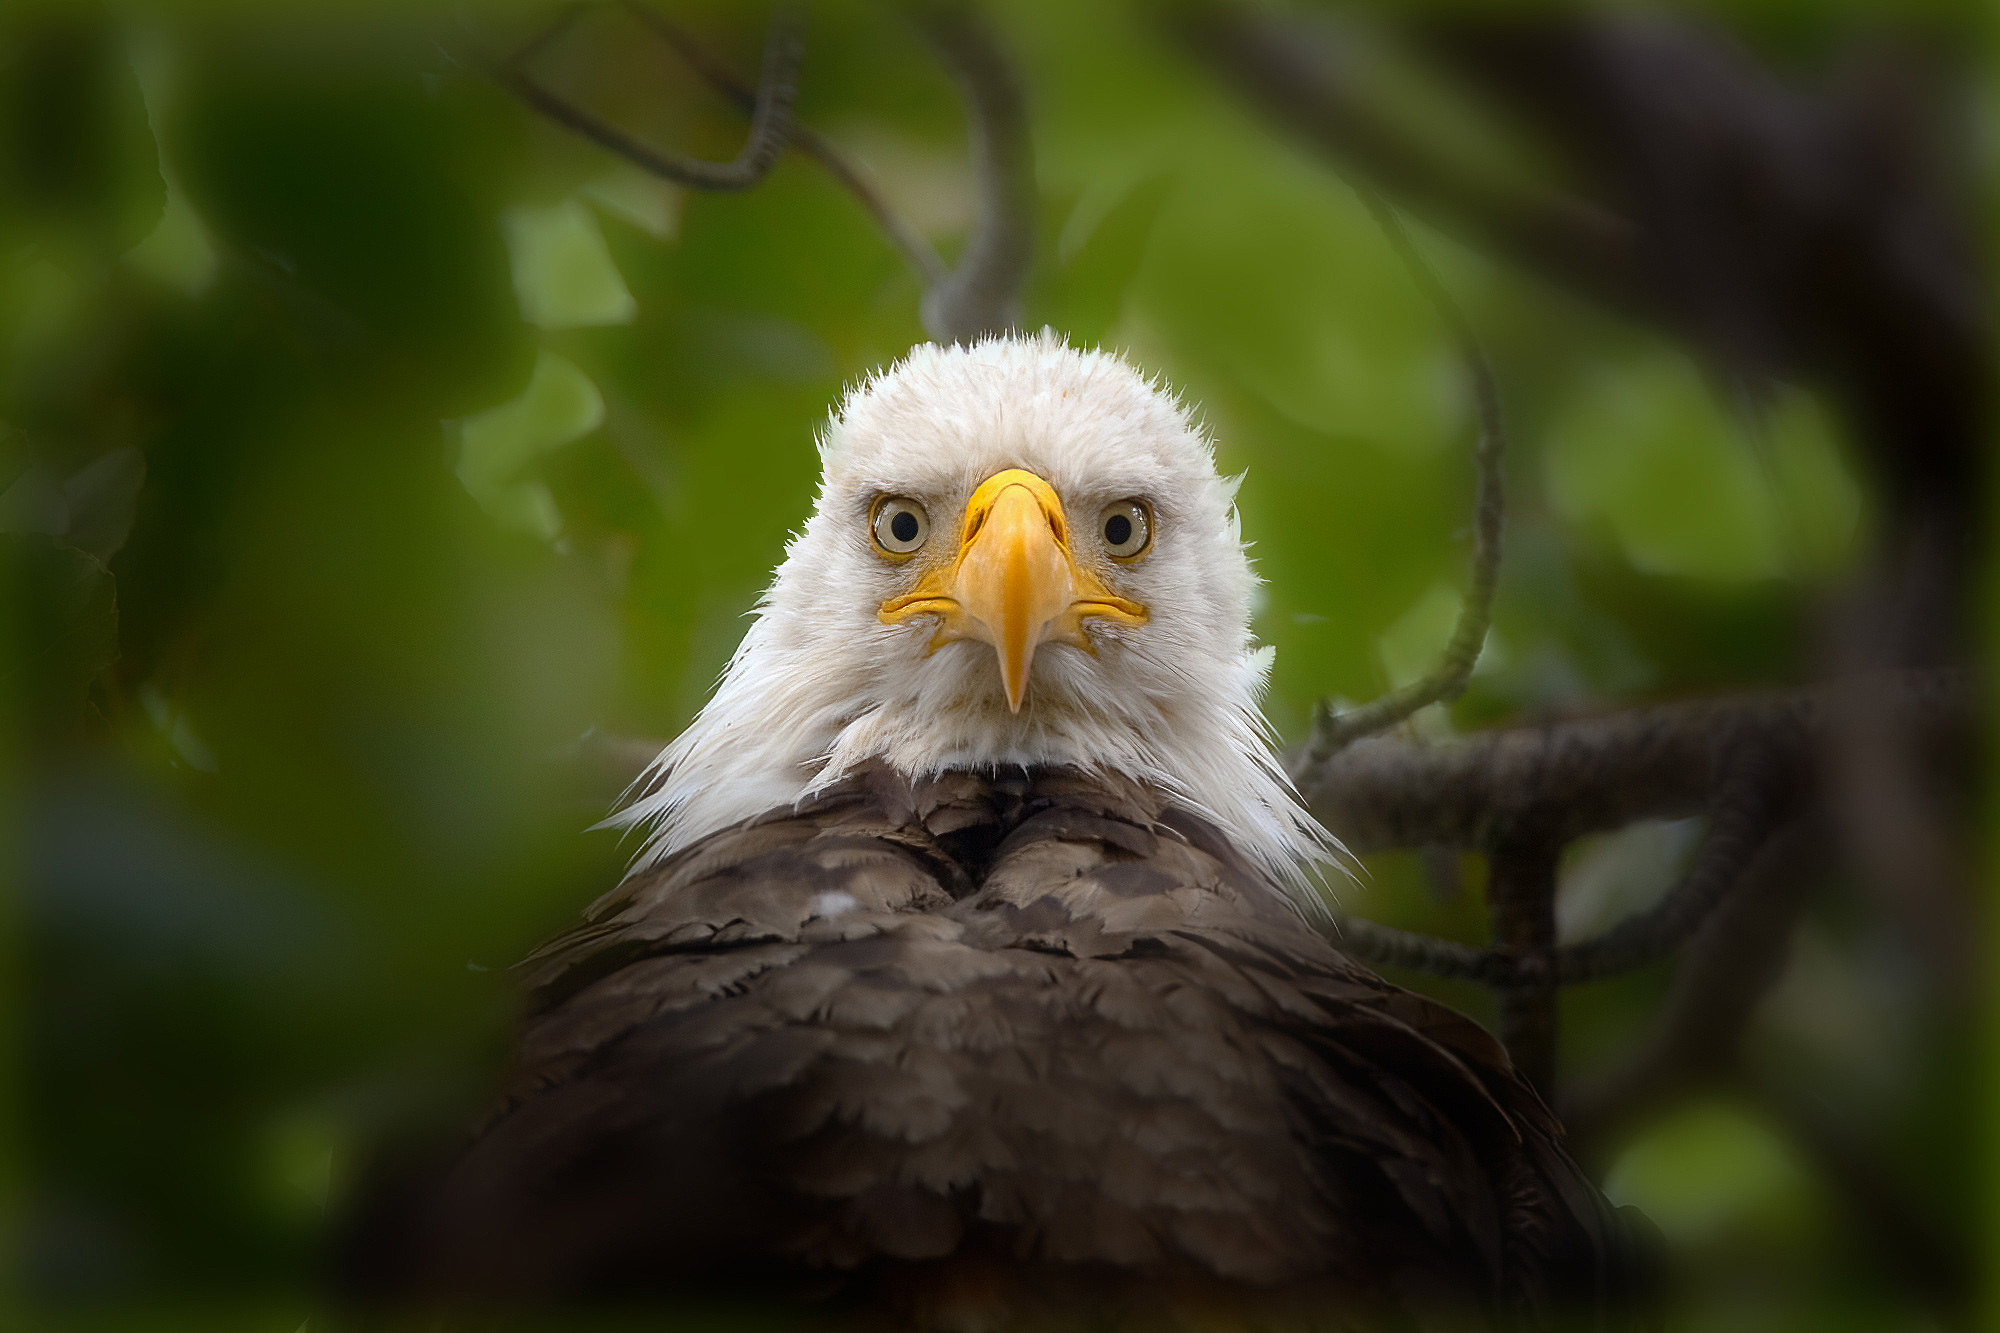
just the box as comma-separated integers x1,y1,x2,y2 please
1099,499,1152,560
872,496,930,558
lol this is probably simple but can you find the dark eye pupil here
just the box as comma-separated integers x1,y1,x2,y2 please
890,511,919,543
1105,514,1133,547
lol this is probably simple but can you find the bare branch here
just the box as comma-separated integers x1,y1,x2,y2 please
1547,747,1786,983
905,2,1037,343
1486,833,1559,1093
622,3,949,287
1299,671,1966,854
483,2,1024,335
1299,195,1505,764
1319,672,1971,990
481,5,804,193
1329,753,1782,991
1562,816,1825,1159
1182,1,1988,662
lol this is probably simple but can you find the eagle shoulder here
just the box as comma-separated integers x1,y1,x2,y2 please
388,763,1639,1327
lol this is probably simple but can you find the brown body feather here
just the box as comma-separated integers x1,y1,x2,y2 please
370,765,1643,1328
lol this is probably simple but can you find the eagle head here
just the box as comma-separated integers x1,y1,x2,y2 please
613,332,1336,906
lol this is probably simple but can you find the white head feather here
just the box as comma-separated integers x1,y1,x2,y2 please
610,331,1340,913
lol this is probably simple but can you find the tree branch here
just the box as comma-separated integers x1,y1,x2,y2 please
1299,672,1966,854
621,3,949,287
1299,195,1505,764
480,4,804,193
1486,832,1559,1093
1547,747,1785,982
1330,750,1784,989
1318,672,1970,988
480,3,1028,340
1562,816,1824,1159
905,2,1037,343
1181,1,1989,654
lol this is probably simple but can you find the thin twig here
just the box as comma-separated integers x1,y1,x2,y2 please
1299,195,1505,765
1562,816,1823,1160
1551,747,1785,981
905,2,1037,343
482,5,804,193
485,3,1002,321
622,2,949,286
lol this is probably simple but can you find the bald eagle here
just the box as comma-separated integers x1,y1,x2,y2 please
366,335,1643,1327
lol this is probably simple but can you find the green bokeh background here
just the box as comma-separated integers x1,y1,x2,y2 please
0,2,1982,1330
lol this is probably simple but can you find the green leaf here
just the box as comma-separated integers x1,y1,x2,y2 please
1605,1099,1827,1250
1763,388,1866,575
124,177,217,297
456,350,604,541
123,25,217,297
582,166,682,243
503,197,638,330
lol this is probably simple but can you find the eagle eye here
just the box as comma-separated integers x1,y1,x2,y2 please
872,497,930,556
1099,500,1151,560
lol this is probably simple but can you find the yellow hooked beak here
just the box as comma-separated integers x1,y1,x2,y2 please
877,469,1148,712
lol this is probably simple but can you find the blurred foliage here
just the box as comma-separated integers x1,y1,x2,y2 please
0,1,1981,1330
